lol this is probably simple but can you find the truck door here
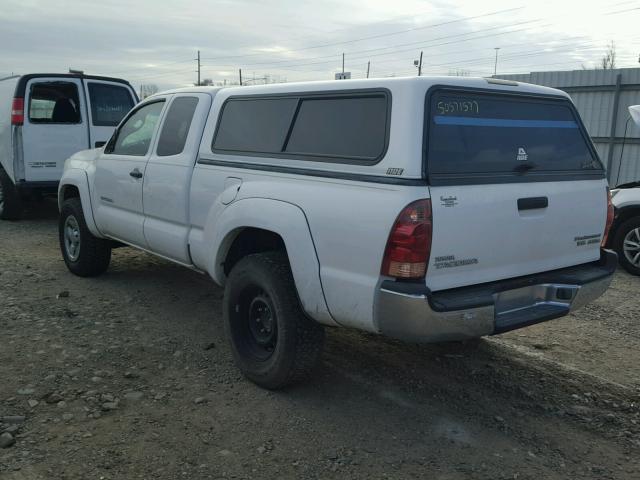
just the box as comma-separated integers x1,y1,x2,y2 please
22,77,88,182
82,79,136,148
92,99,166,247
142,93,211,264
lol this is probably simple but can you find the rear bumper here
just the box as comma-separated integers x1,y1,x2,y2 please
375,249,617,343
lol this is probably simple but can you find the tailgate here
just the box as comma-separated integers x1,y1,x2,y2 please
424,88,607,292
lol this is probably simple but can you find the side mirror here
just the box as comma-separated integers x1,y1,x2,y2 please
104,130,118,154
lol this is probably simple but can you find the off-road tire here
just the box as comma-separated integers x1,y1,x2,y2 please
613,216,640,276
0,166,23,220
59,197,111,277
223,252,325,389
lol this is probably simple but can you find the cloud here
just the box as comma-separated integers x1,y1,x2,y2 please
0,0,636,91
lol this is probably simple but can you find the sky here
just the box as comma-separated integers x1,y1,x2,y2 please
0,0,638,93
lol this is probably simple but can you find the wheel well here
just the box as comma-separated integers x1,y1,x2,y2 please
611,206,640,244
223,228,287,276
62,185,80,201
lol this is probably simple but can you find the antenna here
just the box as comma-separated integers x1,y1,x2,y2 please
614,117,631,187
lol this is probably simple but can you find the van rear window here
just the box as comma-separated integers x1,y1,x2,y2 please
427,91,602,178
29,82,81,124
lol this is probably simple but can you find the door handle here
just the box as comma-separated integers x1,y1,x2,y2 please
129,168,143,179
518,196,548,210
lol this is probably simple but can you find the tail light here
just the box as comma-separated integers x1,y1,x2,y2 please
11,98,24,125
602,187,614,247
381,199,432,280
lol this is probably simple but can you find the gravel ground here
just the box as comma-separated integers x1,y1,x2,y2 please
1,200,639,479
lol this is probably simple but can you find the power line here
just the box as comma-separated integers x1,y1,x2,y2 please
202,18,544,70
97,4,637,84
212,20,550,72
199,6,525,62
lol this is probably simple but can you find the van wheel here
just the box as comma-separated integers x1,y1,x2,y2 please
614,217,640,276
223,252,325,389
59,197,111,277
0,167,23,220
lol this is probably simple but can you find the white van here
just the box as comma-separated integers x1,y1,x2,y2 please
0,73,138,219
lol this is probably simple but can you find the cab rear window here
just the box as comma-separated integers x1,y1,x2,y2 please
426,90,602,180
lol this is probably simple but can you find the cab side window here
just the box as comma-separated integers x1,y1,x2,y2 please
109,101,164,156
156,97,199,157
29,81,81,124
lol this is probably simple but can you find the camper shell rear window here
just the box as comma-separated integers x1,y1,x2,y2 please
425,88,604,185
212,89,390,164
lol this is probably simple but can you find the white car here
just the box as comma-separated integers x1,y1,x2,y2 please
607,105,640,276
57,77,616,388
0,72,137,219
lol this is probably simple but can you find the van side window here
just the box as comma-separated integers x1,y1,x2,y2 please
212,93,389,163
109,101,164,156
29,82,81,124
87,83,134,127
156,97,199,157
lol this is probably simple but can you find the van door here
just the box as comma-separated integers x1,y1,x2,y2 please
142,93,211,263
22,77,88,182
92,99,166,247
425,88,608,292
83,79,136,149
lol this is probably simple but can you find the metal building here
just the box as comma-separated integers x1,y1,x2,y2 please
495,68,640,186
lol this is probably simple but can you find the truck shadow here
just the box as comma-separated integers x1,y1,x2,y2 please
43,246,632,476
19,197,59,221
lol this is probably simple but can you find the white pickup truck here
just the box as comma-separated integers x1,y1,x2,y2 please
58,77,617,389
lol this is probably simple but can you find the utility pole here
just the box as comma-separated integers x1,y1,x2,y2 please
366,61,370,79
494,47,500,76
342,53,345,74
196,50,201,86
239,69,243,86
418,51,423,76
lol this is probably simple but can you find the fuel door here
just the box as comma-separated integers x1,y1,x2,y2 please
221,177,242,205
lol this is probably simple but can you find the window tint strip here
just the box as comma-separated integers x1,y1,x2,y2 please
433,116,579,129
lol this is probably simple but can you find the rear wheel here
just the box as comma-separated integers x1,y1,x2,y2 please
0,167,23,220
59,197,112,277
614,216,640,276
223,252,325,389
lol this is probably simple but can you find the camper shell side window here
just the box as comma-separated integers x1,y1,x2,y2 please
211,89,391,165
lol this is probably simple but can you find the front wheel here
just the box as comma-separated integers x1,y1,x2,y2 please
614,216,640,276
223,252,325,389
59,197,112,277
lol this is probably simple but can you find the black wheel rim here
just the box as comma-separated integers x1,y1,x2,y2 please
232,285,278,361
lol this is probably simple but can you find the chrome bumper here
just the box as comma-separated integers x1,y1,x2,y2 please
375,251,616,343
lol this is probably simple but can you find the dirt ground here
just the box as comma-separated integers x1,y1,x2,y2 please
1,200,639,479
